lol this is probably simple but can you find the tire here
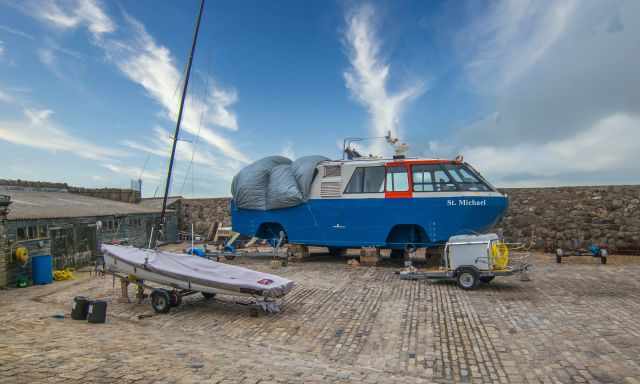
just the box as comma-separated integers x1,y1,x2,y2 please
169,292,182,307
456,268,480,290
150,289,171,314
601,257,607,265
201,292,216,300
480,276,495,284
556,255,562,264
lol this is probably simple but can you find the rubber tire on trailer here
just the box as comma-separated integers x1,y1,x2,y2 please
601,257,607,264
169,292,182,307
480,276,495,284
151,289,171,314
201,292,216,300
456,268,480,290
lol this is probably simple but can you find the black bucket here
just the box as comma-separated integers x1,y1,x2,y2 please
71,296,90,320
87,300,107,324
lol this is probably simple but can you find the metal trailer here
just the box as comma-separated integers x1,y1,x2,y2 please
400,233,531,290
103,270,282,316
555,246,608,264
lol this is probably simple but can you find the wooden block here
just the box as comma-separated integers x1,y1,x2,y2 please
287,244,309,261
359,247,380,266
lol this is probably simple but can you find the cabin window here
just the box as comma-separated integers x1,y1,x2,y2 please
344,166,385,193
442,164,490,191
412,164,456,192
324,165,341,178
412,167,435,192
17,227,26,241
385,166,409,192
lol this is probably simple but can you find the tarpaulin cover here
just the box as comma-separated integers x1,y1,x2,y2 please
102,244,294,298
232,155,329,210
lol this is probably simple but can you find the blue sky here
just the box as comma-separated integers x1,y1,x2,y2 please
0,0,639,197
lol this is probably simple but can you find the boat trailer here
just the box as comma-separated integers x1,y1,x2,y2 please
106,270,282,316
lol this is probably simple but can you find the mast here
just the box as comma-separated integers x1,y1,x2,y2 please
154,0,205,247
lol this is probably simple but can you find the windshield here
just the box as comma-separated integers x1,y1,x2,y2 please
412,163,494,192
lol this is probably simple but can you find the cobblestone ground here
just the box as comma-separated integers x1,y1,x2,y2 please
2,252,640,383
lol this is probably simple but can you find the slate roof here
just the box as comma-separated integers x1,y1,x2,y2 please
1,188,166,220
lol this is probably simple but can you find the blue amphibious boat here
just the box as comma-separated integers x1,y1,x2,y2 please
231,157,508,251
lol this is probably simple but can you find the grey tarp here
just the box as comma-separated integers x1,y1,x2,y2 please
102,244,294,298
231,155,329,210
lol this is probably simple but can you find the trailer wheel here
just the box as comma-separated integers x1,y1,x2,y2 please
201,292,216,300
457,268,479,290
480,276,495,284
151,289,171,314
169,292,182,307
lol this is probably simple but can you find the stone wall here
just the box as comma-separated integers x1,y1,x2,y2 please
178,186,640,252
0,180,140,203
68,187,140,204
497,185,640,251
0,220,8,287
180,198,231,233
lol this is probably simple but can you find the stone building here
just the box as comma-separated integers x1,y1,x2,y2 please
140,197,231,235
0,188,177,288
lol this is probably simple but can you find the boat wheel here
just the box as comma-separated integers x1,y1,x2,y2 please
150,289,171,314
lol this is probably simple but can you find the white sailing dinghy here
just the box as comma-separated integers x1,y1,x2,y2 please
102,244,294,299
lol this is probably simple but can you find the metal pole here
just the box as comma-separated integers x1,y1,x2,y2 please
155,0,205,248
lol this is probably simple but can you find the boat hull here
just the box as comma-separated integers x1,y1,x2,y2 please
231,193,508,248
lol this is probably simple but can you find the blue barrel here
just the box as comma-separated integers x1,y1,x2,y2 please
32,255,53,285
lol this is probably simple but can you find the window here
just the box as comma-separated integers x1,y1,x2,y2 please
17,227,26,241
27,226,37,239
324,165,341,177
412,166,434,192
344,166,385,193
442,164,490,191
385,166,409,192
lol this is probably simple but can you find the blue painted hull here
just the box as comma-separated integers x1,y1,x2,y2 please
231,195,508,248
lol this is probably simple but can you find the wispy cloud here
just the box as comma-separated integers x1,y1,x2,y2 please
343,4,425,155
461,0,577,91
97,12,248,163
102,163,162,181
0,88,12,103
0,108,124,161
280,140,295,159
29,0,115,38
0,25,35,40
0,40,4,57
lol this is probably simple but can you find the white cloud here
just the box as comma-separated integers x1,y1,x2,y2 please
102,163,161,181
442,0,640,186
462,0,577,91
343,4,425,155
0,40,4,57
455,113,640,187
97,12,248,163
0,89,12,103
31,0,115,38
0,108,124,161
280,141,295,159
0,25,35,40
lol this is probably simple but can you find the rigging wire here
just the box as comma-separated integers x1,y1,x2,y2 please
179,43,214,196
